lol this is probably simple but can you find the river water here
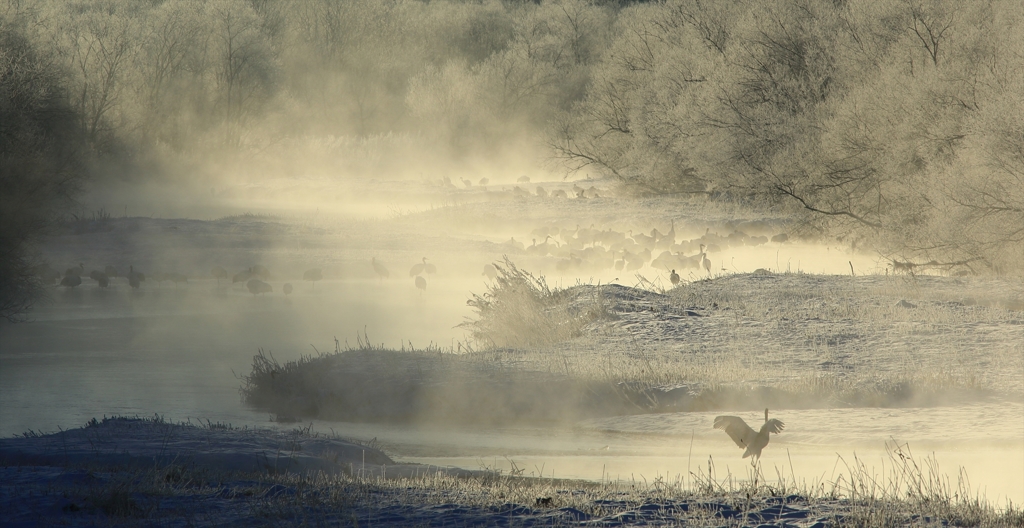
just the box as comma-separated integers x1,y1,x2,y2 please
2,276,1021,507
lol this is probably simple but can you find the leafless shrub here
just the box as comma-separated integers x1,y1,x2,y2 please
461,256,600,348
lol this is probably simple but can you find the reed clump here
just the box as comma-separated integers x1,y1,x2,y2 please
461,256,604,349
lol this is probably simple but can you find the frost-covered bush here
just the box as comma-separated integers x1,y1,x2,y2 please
461,257,599,348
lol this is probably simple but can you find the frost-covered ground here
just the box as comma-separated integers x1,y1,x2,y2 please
4,417,1019,527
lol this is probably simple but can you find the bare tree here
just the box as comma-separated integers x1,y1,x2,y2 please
902,0,958,68
208,0,275,145
136,0,206,145
49,4,139,148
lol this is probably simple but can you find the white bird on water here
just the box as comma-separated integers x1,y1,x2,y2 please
713,408,785,464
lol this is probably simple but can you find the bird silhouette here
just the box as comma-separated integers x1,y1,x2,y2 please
233,268,252,283
482,263,498,280
65,263,84,277
59,263,85,287
372,258,389,281
247,278,272,295
415,275,426,293
659,220,676,249
303,268,322,290
89,270,109,287
252,265,271,280
670,269,680,286
409,258,426,277
283,283,293,295
714,408,785,464
60,272,82,288
127,265,144,289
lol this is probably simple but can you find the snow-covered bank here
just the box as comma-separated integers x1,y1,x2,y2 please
0,415,397,477
3,417,1020,527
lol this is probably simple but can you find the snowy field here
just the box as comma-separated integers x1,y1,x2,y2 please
2,179,1023,525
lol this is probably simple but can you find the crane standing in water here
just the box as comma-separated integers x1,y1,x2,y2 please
303,268,323,291
127,266,144,289
714,408,785,465
409,257,436,277
372,258,390,282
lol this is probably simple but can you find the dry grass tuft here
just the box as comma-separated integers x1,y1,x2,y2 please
460,256,605,348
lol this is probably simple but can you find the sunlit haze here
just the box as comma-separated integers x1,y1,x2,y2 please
2,1,1023,524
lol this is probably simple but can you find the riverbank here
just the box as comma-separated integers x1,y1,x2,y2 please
3,417,1020,527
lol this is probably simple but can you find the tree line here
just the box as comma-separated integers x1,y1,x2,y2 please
1,0,1022,319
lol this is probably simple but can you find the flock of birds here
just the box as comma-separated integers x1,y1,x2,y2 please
33,262,325,296
34,257,443,296
499,221,789,282
432,175,604,200
34,218,788,297
33,263,149,290
370,256,436,293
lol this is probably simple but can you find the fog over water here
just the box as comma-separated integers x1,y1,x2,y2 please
2,187,1021,506
3,1,1024,519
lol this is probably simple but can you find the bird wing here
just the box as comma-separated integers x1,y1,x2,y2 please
762,419,785,434
714,416,756,448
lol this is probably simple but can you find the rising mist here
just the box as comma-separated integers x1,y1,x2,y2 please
1,1,1023,521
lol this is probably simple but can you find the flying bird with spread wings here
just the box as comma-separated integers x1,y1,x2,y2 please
714,408,785,464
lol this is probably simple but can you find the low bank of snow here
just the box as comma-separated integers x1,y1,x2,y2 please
3,417,1019,527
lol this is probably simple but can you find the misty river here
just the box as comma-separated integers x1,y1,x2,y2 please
2,275,1021,507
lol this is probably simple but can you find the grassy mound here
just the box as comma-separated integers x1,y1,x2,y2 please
240,345,651,425
241,268,1021,424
